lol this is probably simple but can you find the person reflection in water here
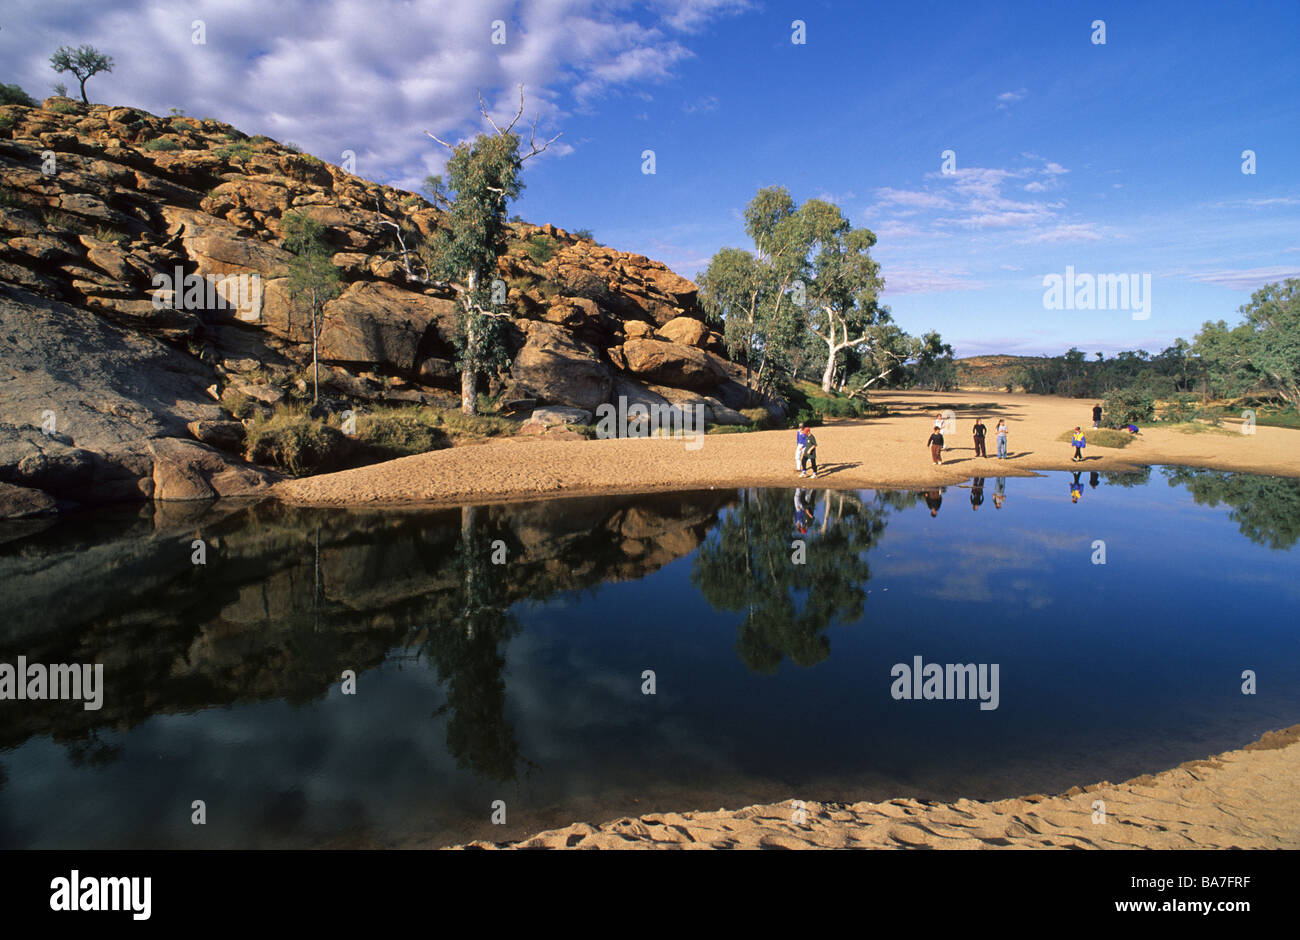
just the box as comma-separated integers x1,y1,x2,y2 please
992,477,1006,509
1090,471,1100,489
793,488,814,534
1070,472,1084,503
970,477,985,511
924,488,944,517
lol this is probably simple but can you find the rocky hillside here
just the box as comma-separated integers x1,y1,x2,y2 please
0,97,754,516
955,355,1042,389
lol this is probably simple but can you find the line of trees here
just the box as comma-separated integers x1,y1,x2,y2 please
1009,278,1299,412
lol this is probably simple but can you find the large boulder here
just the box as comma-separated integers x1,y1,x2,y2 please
656,316,709,347
317,281,457,372
526,406,593,427
0,481,57,519
0,283,276,507
508,321,613,413
618,338,725,390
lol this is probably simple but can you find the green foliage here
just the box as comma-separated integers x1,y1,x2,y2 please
282,211,342,402
47,99,76,114
740,406,778,428
353,407,451,457
1102,467,1152,487
1102,386,1155,426
242,402,519,476
806,394,866,418
1252,406,1300,429
1164,467,1300,549
49,44,114,104
245,408,353,476
435,408,515,440
220,387,257,420
905,330,958,390
36,208,87,233
1193,279,1300,409
282,141,302,153
524,232,559,264
1158,393,1208,423
423,123,534,412
698,196,807,403
690,489,894,672
141,137,180,152
558,268,612,303
0,113,16,130
92,225,127,245
1056,428,1133,448
0,83,35,107
215,142,254,161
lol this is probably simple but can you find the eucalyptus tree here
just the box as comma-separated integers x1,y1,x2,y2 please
282,211,341,405
698,187,815,402
798,199,893,392
423,86,560,414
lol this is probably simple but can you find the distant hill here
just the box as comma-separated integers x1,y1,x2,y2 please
955,355,1045,389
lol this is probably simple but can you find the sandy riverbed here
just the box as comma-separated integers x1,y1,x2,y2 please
456,724,1300,849
273,391,1300,507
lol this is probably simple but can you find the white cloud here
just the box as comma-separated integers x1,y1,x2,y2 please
1181,266,1300,290
996,88,1027,109
873,187,953,210
1021,223,1105,243
882,267,986,294
3,0,752,192
681,94,719,113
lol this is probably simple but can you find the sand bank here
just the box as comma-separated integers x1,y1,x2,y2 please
457,724,1300,849
273,391,1300,507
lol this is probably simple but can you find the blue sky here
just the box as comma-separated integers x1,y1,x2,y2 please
4,0,1298,356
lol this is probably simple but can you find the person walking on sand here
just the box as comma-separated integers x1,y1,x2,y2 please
972,417,988,458
1070,426,1086,462
995,419,1008,459
795,425,809,474
1092,403,1103,429
799,425,819,478
927,425,944,465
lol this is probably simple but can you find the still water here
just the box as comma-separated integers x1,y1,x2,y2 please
0,466,1297,848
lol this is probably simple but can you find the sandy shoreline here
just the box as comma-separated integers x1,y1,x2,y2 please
273,391,1300,508
456,724,1300,849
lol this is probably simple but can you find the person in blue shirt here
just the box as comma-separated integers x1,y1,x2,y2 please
1070,427,1086,462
